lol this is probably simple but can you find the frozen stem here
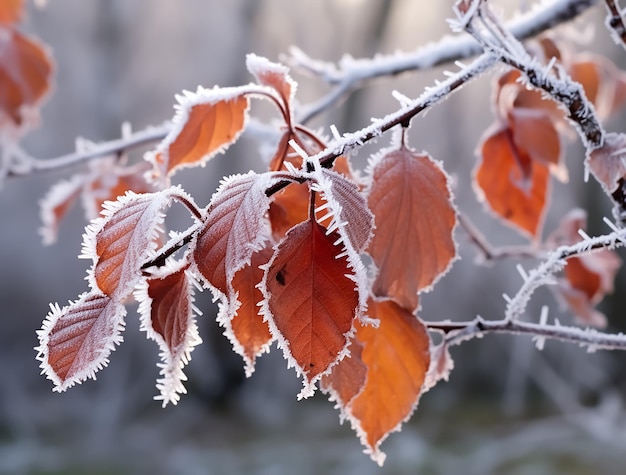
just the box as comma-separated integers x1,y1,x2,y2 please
604,0,626,49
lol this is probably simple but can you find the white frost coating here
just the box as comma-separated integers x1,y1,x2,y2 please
35,292,127,392
135,260,202,407
79,186,188,299
246,53,297,105
39,173,84,245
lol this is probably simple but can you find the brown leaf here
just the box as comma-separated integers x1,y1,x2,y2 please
0,0,23,24
227,245,274,376
586,132,626,194
137,262,201,406
152,86,250,178
262,218,360,397
36,292,126,391
367,146,457,311
475,126,550,238
246,53,295,111
39,174,84,245
0,27,53,131
320,339,367,414
346,297,431,466
86,188,180,298
193,172,278,295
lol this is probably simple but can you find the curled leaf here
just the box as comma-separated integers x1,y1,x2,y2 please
36,292,126,391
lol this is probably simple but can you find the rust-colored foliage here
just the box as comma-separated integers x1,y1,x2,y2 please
0,0,23,25
229,245,274,375
367,145,456,310
587,132,626,194
476,126,551,237
347,297,430,465
320,339,367,411
263,218,360,395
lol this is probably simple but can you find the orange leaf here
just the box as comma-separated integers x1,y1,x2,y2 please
0,27,53,131
152,86,250,178
367,146,457,311
193,172,278,295
227,245,274,376
137,262,201,406
36,292,126,391
509,108,561,168
246,53,295,112
262,218,360,398
0,0,23,25
346,297,431,466
39,174,84,245
475,126,550,238
320,338,367,415
86,188,182,298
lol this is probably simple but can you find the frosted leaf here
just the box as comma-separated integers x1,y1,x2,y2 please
246,53,296,109
39,174,84,245
36,291,126,392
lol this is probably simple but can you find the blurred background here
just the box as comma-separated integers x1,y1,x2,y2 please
3,0,626,473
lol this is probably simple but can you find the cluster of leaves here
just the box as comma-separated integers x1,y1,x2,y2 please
19,0,626,466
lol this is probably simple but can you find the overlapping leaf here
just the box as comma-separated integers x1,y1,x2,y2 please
150,86,251,179
83,187,186,298
136,262,201,406
0,27,53,131
475,126,551,238
340,297,431,466
261,218,361,398
226,245,274,376
367,145,456,311
586,132,626,194
36,291,126,391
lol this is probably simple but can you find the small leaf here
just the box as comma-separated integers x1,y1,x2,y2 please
226,245,274,376
193,171,279,295
136,261,201,406
39,174,84,245
367,145,457,311
84,188,184,298
261,218,361,398
586,132,626,194
246,53,296,111
151,85,251,178
0,27,54,131
475,126,550,238
36,292,126,391
345,297,431,466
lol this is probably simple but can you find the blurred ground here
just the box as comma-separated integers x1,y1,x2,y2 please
2,1,626,474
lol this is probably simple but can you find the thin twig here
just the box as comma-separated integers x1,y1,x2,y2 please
604,0,626,48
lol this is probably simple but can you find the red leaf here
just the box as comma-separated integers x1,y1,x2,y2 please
475,126,550,238
246,54,295,112
586,132,626,194
261,218,361,398
84,188,184,298
320,338,367,417
268,181,314,239
151,86,250,178
367,146,457,311
36,292,126,391
137,262,201,406
0,27,54,131
0,0,23,25
39,174,84,245
226,245,274,376
345,297,431,466
193,171,279,295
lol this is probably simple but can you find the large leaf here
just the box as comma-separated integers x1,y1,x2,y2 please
346,297,431,466
0,27,53,131
475,126,550,238
151,85,251,179
367,146,457,311
261,218,361,398
36,292,126,391
193,171,279,295
83,187,186,298
136,262,201,406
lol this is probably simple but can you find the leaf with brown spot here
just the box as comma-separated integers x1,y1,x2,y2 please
475,126,550,238
36,292,126,392
344,297,431,466
261,218,361,398
367,145,457,311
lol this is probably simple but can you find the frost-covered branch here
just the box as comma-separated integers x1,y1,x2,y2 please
7,122,171,178
604,0,626,48
458,0,605,150
294,0,599,122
